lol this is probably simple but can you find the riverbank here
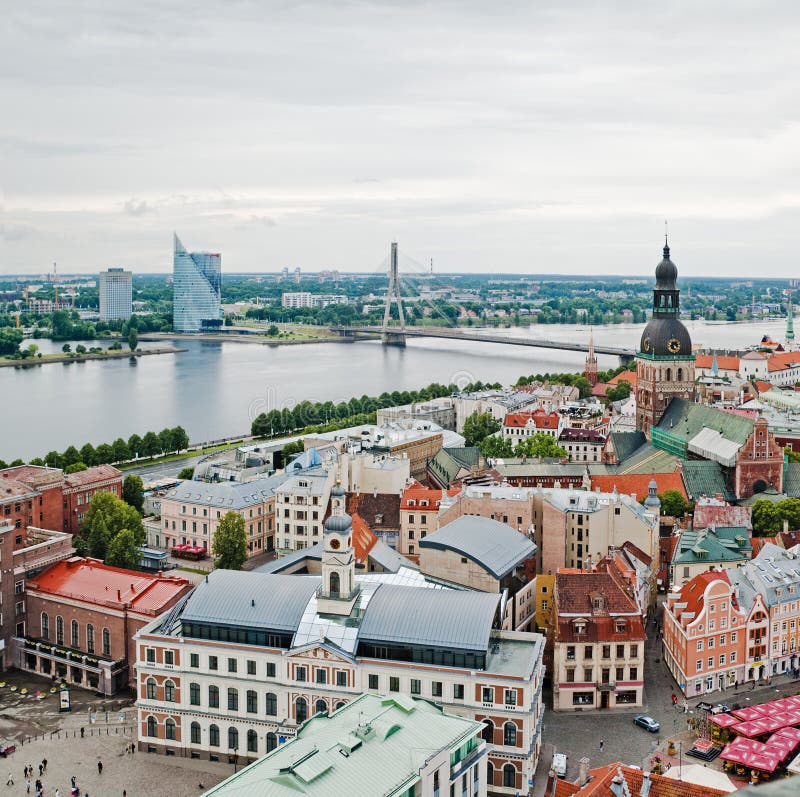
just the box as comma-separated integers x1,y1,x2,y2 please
138,330,348,346
0,346,186,368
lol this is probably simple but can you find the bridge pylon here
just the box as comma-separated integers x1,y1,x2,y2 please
381,241,406,346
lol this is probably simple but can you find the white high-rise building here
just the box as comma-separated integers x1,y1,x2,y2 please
99,268,132,321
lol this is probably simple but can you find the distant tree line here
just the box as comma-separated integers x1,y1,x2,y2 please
0,426,190,471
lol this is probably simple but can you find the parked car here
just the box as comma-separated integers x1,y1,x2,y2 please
633,715,660,733
552,752,567,779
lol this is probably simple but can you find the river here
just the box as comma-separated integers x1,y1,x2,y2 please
0,318,790,462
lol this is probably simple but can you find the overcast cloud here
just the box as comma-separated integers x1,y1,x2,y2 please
2,0,800,277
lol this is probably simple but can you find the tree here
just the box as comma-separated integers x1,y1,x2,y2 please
658,490,688,518
777,498,800,531
573,376,593,399
514,433,568,459
80,443,97,466
170,426,189,452
94,443,114,463
606,379,632,402
105,528,141,569
752,500,781,537
62,445,81,467
212,511,248,570
75,344,87,354
0,328,23,356
88,514,111,559
127,434,143,458
82,490,145,546
158,428,173,454
65,462,88,474
178,466,195,480
62,343,71,354
122,475,145,514
112,437,131,463
267,324,279,336
141,431,160,457
128,327,138,351
478,435,514,459
462,411,501,447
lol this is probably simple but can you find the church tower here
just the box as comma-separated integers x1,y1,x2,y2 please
317,482,360,616
584,328,599,386
787,292,795,349
635,238,695,438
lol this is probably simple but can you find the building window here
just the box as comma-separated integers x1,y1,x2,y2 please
315,668,327,685
247,660,256,676
389,676,400,692
209,656,218,671
266,662,276,678
266,732,277,752
228,727,238,751
409,679,421,695
697,640,704,651
432,681,443,698
56,616,64,646
86,624,95,654
336,671,347,687
482,687,493,703
629,644,638,658
191,722,201,744
228,658,237,673
616,644,625,658
164,680,175,702
296,697,308,724
630,667,638,680
504,722,517,746
503,764,516,788
190,653,199,668
146,678,157,700
146,716,157,737
102,628,110,657
505,689,517,706
266,692,277,716
40,613,49,640
247,690,258,713
209,724,220,747
315,698,327,715
247,729,258,753
616,667,624,681
228,688,238,711
71,620,79,648
368,674,379,690
190,683,200,706
454,684,464,700
209,686,219,708
584,645,593,659
165,718,176,741
296,666,307,682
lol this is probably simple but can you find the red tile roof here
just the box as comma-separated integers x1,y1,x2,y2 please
0,465,63,489
400,481,458,510
608,370,638,388
777,529,800,549
63,464,123,488
591,382,611,397
556,570,640,616
504,409,560,429
754,380,773,393
670,571,732,622
591,472,687,500
693,502,752,531
349,512,379,564
347,492,400,529
767,351,800,372
695,354,741,371
28,557,192,615
558,763,729,797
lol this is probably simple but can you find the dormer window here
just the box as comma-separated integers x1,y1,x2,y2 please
615,619,626,633
407,500,415,507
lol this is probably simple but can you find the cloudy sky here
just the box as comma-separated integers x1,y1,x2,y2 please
2,1,799,276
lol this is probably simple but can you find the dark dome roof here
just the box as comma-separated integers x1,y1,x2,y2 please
330,482,346,498
655,244,678,289
639,316,692,357
324,513,352,533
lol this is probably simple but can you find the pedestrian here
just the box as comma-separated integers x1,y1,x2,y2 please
683,700,688,714
80,727,84,738
38,764,43,777
599,739,605,753
7,772,14,785
56,789,61,797
97,760,103,775
71,775,77,787
42,758,47,772
26,778,31,794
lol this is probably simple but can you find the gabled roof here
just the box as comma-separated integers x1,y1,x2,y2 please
555,571,640,615
357,584,500,652
670,571,733,623
347,492,400,529
693,500,752,531
504,409,560,429
696,354,741,371
419,515,535,580
656,399,754,447
681,460,735,502
672,527,752,565
591,472,687,500
608,370,638,388
608,431,647,463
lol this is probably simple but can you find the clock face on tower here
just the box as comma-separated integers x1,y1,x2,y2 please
329,538,341,550
642,337,651,353
667,337,682,354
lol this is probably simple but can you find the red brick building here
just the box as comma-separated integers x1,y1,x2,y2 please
62,465,124,534
734,416,784,499
19,558,192,694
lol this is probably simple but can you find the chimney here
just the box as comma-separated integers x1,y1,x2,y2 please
640,772,651,797
117,589,121,601
578,757,591,786
784,519,790,533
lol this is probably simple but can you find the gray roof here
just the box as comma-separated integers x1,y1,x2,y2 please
181,571,320,633
256,539,412,576
367,539,415,573
419,515,535,580
357,584,500,652
729,543,800,608
275,468,330,496
165,472,289,510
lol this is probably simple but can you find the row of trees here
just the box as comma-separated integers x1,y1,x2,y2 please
0,426,190,472
752,498,800,537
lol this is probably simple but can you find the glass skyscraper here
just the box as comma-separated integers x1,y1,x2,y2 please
172,233,222,333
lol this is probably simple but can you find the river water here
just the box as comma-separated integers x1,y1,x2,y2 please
0,318,789,462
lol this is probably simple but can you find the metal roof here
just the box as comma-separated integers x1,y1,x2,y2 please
164,473,288,510
181,571,321,633
357,584,500,652
419,515,535,580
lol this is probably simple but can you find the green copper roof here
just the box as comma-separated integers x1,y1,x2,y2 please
681,460,735,502
672,526,751,566
203,693,483,797
609,431,647,463
656,399,754,447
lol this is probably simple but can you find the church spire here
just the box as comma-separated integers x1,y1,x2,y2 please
787,292,795,345
584,327,598,386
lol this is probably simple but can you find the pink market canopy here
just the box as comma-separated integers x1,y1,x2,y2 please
710,713,739,728
720,737,780,773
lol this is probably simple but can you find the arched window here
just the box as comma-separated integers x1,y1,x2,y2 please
71,619,79,648
228,688,239,711
146,678,157,700
487,762,494,786
190,722,201,744
102,627,111,656
329,571,340,597
266,732,277,752
146,715,157,737
56,616,64,645
335,701,346,710
164,680,175,702
265,692,277,716
209,724,220,747
315,698,327,715
666,368,672,382
41,613,49,639
209,685,219,708
296,697,307,724
677,368,683,381
504,722,517,746
86,624,95,654
482,720,494,743
503,764,517,788
247,729,258,753
189,683,200,706
228,727,239,750
246,690,257,713
165,718,176,740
